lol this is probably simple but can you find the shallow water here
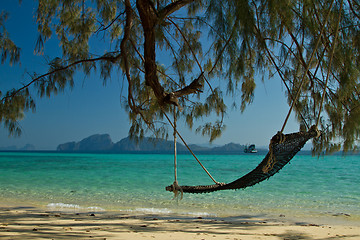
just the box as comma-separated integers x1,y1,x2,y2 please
0,152,359,223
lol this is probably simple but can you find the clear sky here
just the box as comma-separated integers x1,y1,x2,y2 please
0,1,300,150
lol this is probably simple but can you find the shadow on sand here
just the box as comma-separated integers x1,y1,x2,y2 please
0,206,358,240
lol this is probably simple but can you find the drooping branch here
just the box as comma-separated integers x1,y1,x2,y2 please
168,18,203,72
259,28,310,129
0,53,120,104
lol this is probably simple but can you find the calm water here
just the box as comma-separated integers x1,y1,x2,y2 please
0,152,359,222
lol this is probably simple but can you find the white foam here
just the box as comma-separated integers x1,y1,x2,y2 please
185,211,217,217
47,203,81,209
47,203,105,212
122,208,216,217
124,207,172,214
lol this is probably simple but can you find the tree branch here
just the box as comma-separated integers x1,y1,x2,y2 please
95,10,126,34
120,0,137,113
173,72,203,97
137,0,166,104
167,17,215,95
136,0,205,107
158,0,196,22
1,53,120,104
348,0,360,20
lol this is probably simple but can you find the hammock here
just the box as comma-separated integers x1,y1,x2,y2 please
166,125,320,194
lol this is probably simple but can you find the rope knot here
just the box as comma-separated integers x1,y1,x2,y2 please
263,131,286,173
271,131,286,145
309,125,321,138
170,180,183,200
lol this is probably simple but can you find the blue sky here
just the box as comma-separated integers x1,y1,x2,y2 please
0,1,300,150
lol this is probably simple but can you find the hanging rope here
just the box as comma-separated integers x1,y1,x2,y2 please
263,41,310,131
162,24,237,194
316,0,343,127
163,110,222,185
280,0,336,133
264,1,337,174
170,106,183,200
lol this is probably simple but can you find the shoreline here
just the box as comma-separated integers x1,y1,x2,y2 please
2,198,359,227
1,204,359,240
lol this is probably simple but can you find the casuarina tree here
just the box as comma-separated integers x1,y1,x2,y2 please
1,0,360,154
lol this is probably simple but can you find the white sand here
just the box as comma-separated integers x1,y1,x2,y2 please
1,205,359,240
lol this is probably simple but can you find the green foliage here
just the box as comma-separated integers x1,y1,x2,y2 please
1,0,360,154
0,11,21,65
0,88,35,136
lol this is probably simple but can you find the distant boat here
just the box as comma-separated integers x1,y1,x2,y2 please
244,144,257,153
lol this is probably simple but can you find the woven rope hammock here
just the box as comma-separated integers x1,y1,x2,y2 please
166,126,320,194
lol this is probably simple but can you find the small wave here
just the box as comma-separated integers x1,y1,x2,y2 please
124,207,172,214
185,211,217,217
47,203,81,209
123,207,216,217
47,203,105,212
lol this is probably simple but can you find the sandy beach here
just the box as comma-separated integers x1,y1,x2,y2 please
1,206,359,240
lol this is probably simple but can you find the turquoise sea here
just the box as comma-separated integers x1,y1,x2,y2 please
0,152,359,224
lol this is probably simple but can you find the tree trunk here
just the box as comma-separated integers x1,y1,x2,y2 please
136,0,166,104
136,0,202,107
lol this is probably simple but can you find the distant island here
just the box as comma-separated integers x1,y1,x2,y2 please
57,134,265,154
